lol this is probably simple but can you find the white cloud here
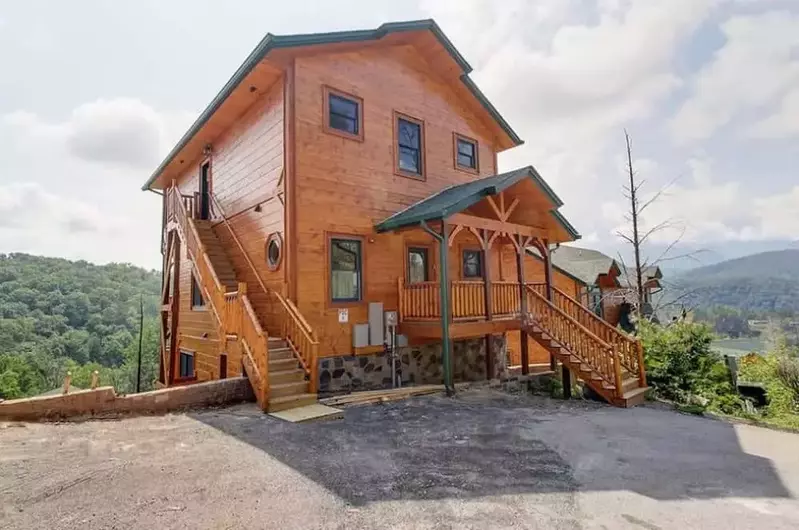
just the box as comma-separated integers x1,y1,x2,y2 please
602,156,799,244
3,98,195,169
748,88,799,139
423,0,718,233
671,11,799,143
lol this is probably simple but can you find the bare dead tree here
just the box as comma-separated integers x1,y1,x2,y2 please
615,130,703,320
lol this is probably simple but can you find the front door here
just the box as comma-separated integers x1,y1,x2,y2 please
199,162,210,220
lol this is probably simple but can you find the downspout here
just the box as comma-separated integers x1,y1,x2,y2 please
421,220,454,395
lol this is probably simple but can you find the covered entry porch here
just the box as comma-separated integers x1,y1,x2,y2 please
376,166,580,391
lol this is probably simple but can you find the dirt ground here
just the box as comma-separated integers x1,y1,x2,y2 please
1,389,798,529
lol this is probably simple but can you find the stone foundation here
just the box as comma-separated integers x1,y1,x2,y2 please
318,334,509,394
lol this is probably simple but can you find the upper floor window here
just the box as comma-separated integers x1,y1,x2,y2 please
323,86,363,141
330,236,363,302
395,112,425,179
454,133,479,172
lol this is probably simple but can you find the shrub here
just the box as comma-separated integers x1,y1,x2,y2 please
776,356,799,397
640,320,739,410
739,352,798,418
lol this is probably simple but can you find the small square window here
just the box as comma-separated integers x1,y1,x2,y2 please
191,275,204,308
179,351,195,379
395,113,425,178
407,247,429,283
462,250,483,279
324,86,363,141
454,134,478,172
330,237,363,302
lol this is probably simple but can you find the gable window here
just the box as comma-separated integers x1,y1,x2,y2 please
462,249,483,279
454,133,478,172
330,237,363,302
395,112,425,178
179,350,195,379
323,86,363,141
407,247,429,283
191,275,205,308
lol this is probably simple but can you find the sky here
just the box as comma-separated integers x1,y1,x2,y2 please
1,0,798,271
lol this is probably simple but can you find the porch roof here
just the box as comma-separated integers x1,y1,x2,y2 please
374,166,580,240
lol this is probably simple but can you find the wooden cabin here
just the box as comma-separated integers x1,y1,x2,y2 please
144,20,648,412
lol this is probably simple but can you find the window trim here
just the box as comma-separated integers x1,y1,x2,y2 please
190,274,206,310
393,111,426,180
406,244,433,283
176,350,196,381
453,132,479,174
461,248,484,279
265,232,283,272
323,85,364,142
326,233,366,307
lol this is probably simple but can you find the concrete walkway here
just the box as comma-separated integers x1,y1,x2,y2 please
1,389,797,529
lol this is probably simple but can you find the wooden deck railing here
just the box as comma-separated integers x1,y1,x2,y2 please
491,281,521,316
452,281,485,319
167,185,270,407
398,279,441,321
525,286,623,394
398,280,522,321
208,192,320,392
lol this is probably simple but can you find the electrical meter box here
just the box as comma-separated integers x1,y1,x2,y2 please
384,311,398,327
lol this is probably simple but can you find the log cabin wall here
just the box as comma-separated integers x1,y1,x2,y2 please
172,78,286,371
292,44,503,358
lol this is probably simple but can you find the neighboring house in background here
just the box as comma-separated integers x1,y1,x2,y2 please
529,245,663,325
144,20,648,412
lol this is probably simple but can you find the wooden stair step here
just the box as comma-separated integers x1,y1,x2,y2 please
269,381,309,398
269,368,306,385
269,357,300,371
269,347,295,361
620,386,649,407
268,393,317,412
268,338,288,349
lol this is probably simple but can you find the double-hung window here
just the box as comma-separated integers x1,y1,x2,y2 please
324,86,363,141
395,113,424,178
454,134,478,172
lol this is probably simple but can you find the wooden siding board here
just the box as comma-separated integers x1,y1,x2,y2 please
293,46,502,357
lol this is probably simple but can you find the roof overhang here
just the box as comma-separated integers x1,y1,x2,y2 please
142,19,523,191
375,166,580,244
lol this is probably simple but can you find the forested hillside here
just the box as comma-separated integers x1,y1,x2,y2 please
674,249,799,314
0,253,161,399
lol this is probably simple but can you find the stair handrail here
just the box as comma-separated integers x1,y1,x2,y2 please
525,285,623,394
208,191,319,389
547,285,645,386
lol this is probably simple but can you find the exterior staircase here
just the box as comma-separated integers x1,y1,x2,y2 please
166,186,319,413
524,285,649,407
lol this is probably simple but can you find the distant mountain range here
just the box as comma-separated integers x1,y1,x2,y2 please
671,249,799,314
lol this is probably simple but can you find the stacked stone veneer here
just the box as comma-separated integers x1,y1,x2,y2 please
318,334,509,394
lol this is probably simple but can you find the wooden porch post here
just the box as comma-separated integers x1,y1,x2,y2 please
482,229,494,379
515,237,529,375
422,220,454,395
167,235,181,385
543,239,571,398
542,239,557,372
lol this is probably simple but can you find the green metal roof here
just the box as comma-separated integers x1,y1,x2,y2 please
142,19,523,191
374,166,580,240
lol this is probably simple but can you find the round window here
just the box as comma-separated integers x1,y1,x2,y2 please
266,232,282,271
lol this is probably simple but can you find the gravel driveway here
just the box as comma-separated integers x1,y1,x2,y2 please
1,389,798,529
